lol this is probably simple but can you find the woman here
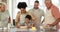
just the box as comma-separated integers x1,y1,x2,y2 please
0,3,10,27
15,2,35,28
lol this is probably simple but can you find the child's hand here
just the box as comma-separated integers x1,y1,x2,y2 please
28,24,32,28
20,26,27,29
16,25,20,28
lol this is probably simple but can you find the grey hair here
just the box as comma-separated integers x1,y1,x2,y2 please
0,2,7,10
0,2,6,6
45,0,52,3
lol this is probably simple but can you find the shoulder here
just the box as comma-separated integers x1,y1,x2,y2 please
17,11,20,14
16,11,20,17
28,9,33,12
51,5,60,19
39,9,44,13
51,5,59,11
5,10,9,13
26,12,32,15
29,9,33,11
5,10,10,16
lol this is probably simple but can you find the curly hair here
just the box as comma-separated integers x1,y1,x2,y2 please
17,2,27,9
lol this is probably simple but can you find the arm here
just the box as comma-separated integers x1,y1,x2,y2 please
27,12,36,25
15,12,20,28
48,18,60,26
28,9,36,20
28,12,35,20
48,6,60,26
8,16,11,23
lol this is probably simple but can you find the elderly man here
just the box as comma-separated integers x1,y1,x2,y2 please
0,3,10,28
28,1,44,32
44,0,60,30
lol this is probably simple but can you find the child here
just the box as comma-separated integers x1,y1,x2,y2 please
25,15,32,28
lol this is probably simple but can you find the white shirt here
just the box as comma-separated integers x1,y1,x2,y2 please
44,9,56,25
18,13,27,26
0,10,9,27
44,9,56,29
29,8,44,25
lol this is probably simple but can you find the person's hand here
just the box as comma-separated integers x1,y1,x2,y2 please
27,24,32,28
47,24,52,26
16,25,20,28
20,26,27,29
45,24,51,29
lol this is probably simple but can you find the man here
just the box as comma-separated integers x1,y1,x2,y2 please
44,0,60,30
0,3,10,28
28,1,44,32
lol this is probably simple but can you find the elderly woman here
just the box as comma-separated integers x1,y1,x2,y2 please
0,2,10,28
15,2,34,28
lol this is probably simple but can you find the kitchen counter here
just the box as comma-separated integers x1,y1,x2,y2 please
9,26,58,32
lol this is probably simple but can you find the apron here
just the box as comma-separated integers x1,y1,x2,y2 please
18,13,27,26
